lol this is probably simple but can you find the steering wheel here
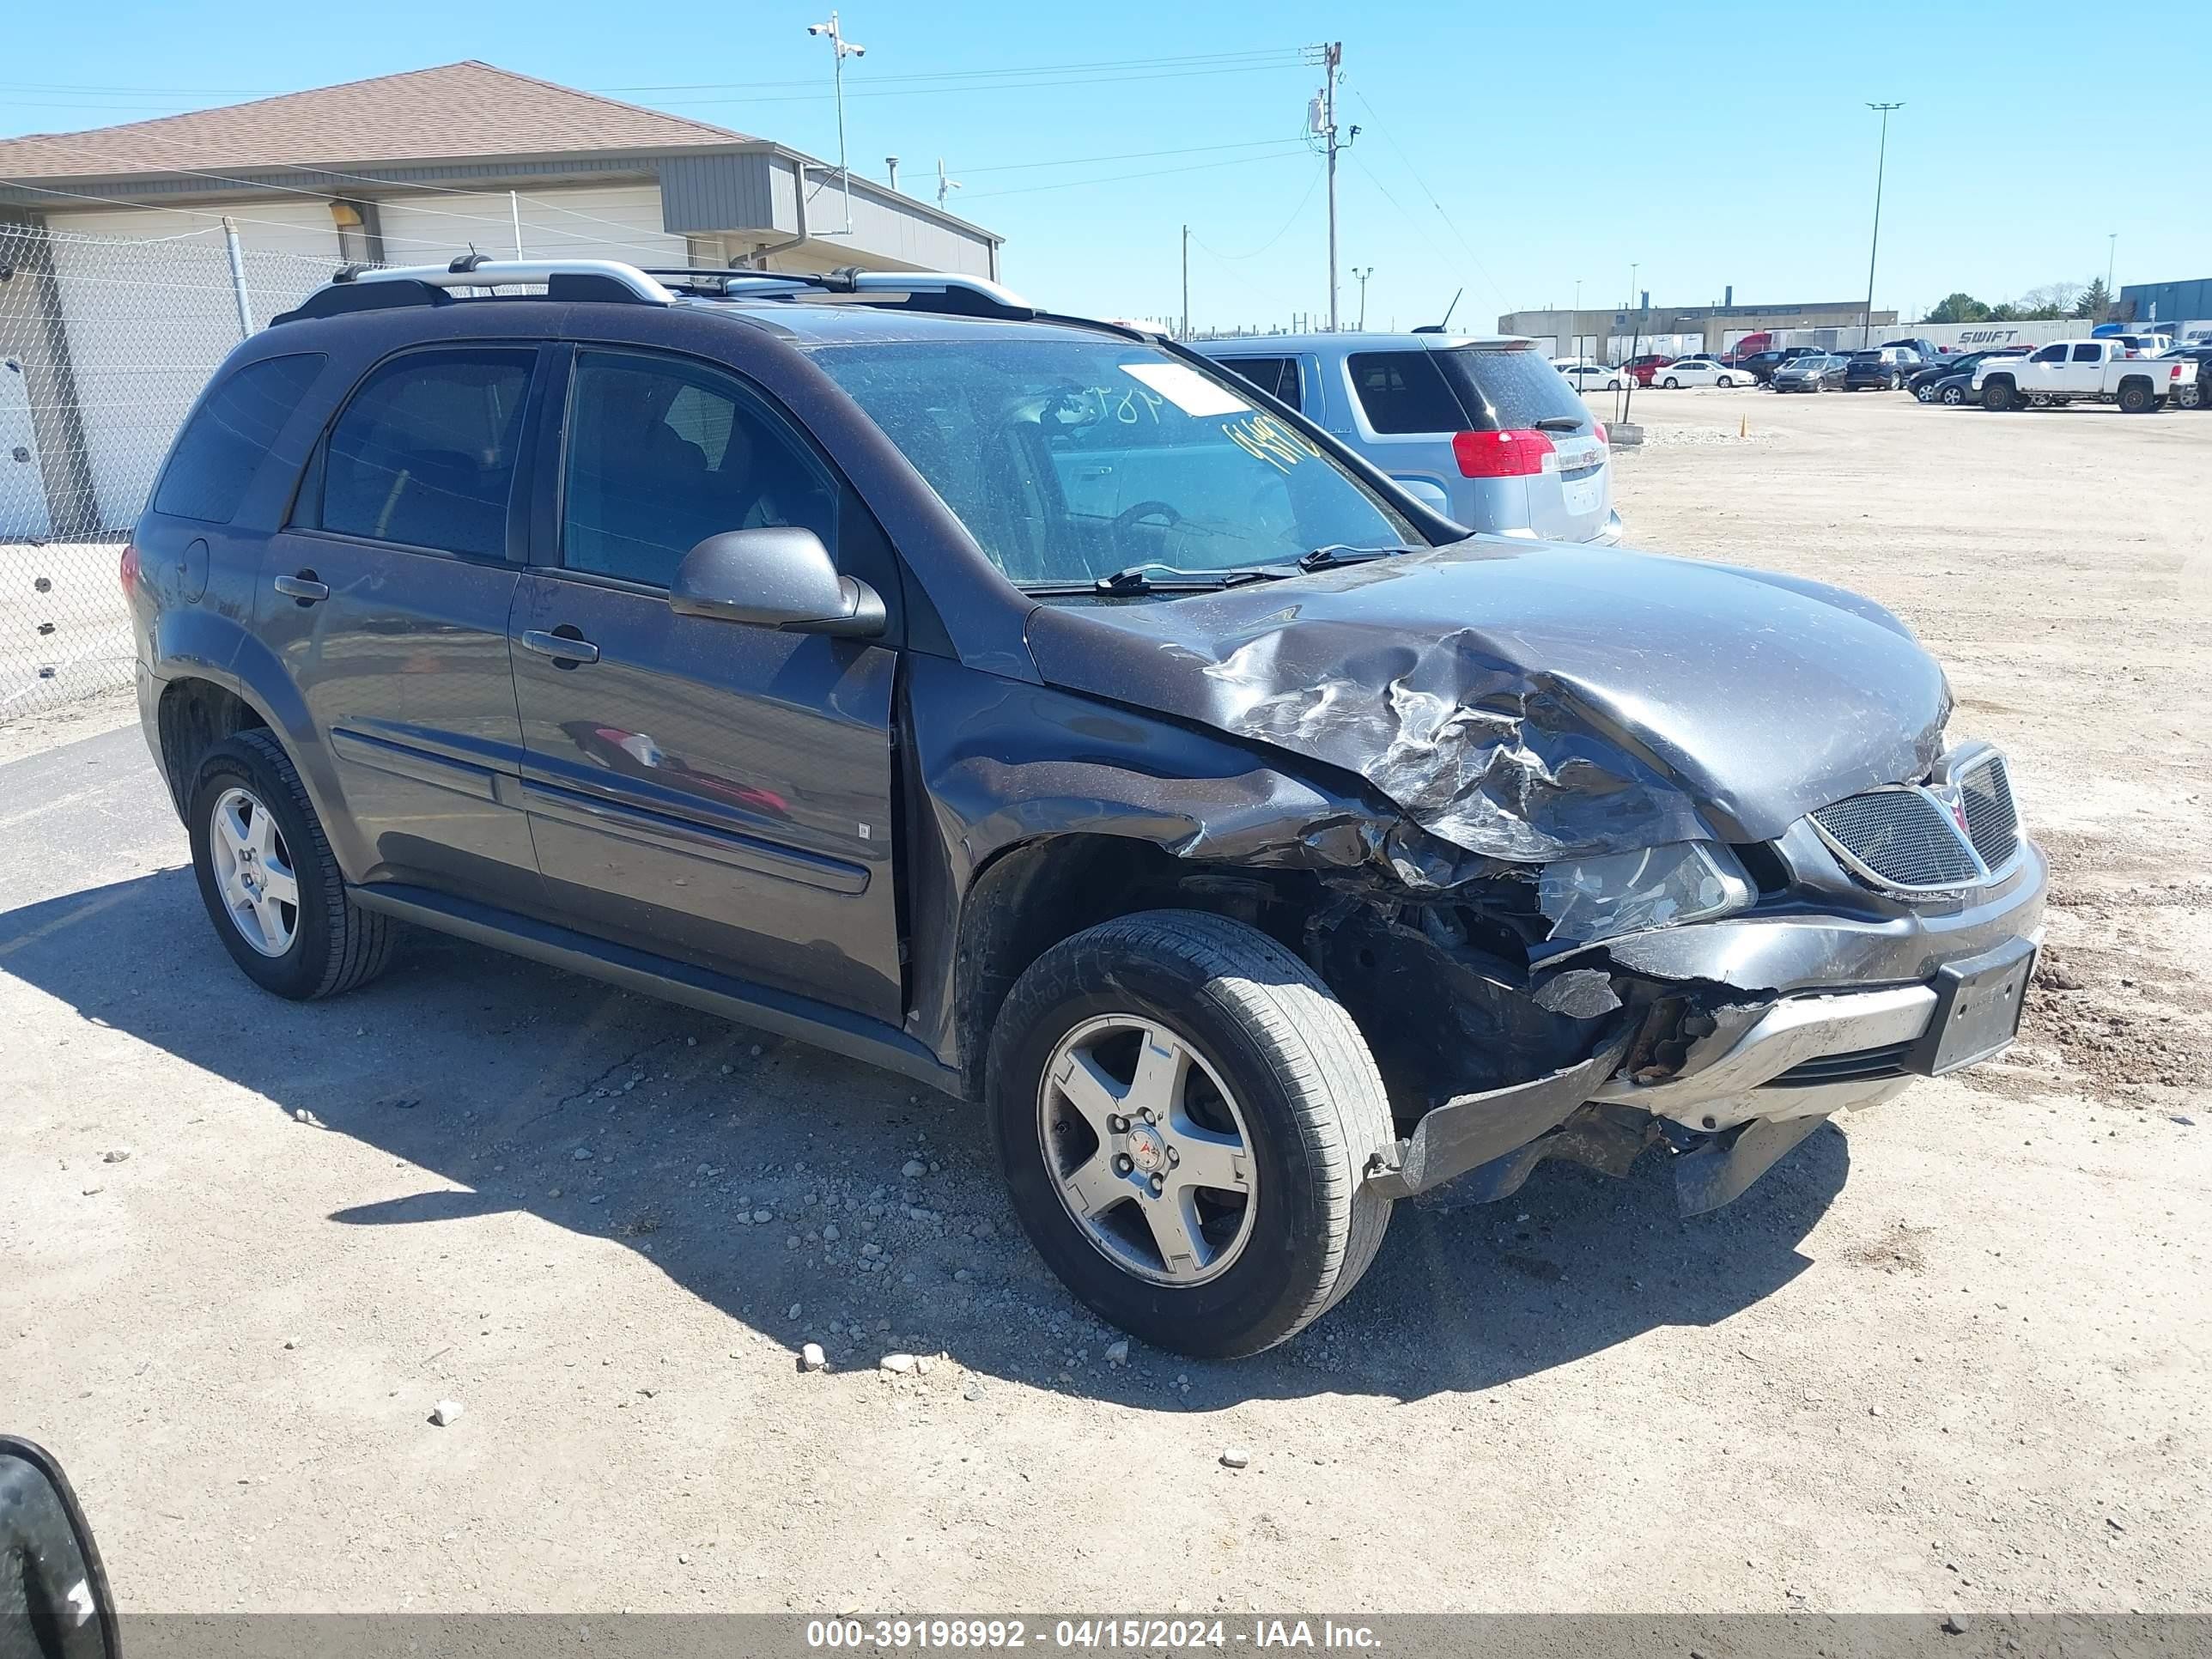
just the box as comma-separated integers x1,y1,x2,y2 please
1110,500,1182,535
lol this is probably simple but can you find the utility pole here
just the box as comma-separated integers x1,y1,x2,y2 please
806,11,867,234
1353,265,1374,330
2106,231,2117,307
1863,101,1903,349
1307,42,1355,331
1181,225,1191,340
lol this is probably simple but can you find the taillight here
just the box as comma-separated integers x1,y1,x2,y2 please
118,543,140,598
1592,422,1608,447
1453,429,1556,478
2172,365,2184,380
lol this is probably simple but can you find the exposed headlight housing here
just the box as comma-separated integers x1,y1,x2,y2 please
1537,842,1754,944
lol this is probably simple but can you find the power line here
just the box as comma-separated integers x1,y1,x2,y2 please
1189,167,1322,263
1346,85,1512,309
959,147,1306,203
957,136,1304,177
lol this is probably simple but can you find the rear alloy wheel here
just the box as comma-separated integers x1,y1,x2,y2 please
1662,376,1680,389
988,909,1394,1358
188,731,396,1000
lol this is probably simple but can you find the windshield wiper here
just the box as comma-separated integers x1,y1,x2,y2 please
1533,416,1585,432
1293,544,1417,573
1017,564,1286,598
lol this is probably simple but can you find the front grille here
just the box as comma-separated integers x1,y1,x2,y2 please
1811,789,1980,889
1956,752,2018,868
1767,1041,1914,1087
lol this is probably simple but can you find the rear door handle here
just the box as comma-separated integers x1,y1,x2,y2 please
272,573,328,603
521,628,599,665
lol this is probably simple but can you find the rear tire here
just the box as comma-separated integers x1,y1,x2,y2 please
1662,376,1680,389
986,909,1395,1358
2117,381,2153,414
188,731,396,1000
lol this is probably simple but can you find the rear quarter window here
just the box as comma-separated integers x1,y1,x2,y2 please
1346,351,1467,434
152,353,325,524
1434,347,1589,432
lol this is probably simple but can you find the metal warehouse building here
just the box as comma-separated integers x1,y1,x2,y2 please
0,61,1001,539
2118,276,2212,332
1498,299,1899,362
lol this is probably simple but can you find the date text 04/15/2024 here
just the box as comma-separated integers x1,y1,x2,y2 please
805,1618,1382,1650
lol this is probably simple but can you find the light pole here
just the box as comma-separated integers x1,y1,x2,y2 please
2106,232,2117,310
1863,101,1904,348
1353,266,1374,330
806,11,866,234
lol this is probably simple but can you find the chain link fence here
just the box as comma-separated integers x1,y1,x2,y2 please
0,222,345,720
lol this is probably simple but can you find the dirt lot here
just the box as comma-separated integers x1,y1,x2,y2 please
3,388,2208,1617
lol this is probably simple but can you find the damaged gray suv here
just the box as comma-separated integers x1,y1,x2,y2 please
129,259,2045,1358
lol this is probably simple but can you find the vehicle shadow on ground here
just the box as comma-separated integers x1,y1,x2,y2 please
4,868,1846,1407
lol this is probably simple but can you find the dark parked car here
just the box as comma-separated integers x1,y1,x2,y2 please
125,258,2045,1358
1908,349,2027,403
1771,353,1848,392
1844,349,1911,391
2163,344,2212,409
1735,347,1821,384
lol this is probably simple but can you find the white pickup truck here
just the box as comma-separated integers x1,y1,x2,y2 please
1974,338,2187,413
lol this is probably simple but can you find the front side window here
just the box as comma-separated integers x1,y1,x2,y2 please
810,337,1420,589
561,353,836,588
2030,345,2066,363
155,353,325,524
322,349,532,557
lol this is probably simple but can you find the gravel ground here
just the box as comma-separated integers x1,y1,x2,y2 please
2,388,2207,1617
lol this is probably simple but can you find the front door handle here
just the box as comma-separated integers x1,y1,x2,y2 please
520,628,599,665
272,572,328,604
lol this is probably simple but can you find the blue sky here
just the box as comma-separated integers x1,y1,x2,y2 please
4,0,2207,332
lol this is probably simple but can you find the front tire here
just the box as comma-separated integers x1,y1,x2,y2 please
987,910,1394,1358
1982,379,2015,411
188,731,396,1000
1941,384,1965,405
1717,374,1735,387
1916,383,1936,403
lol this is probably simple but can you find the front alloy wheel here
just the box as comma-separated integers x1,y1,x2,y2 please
1038,1015,1256,1285
988,909,1395,1357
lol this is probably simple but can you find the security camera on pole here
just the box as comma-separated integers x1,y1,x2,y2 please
806,11,866,234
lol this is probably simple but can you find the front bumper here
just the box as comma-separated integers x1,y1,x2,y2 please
1363,835,2047,1207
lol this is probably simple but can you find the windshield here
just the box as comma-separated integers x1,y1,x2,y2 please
811,337,1422,589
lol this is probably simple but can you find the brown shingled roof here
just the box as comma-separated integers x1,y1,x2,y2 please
0,60,756,180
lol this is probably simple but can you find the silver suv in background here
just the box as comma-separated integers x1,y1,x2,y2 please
1192,333,1622,544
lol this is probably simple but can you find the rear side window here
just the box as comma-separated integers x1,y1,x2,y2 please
2071,343,2101,362
1346,351,1466,434
1218,356,1302,410
1434,347,1589,432
153,353,325,523
321,349,533,557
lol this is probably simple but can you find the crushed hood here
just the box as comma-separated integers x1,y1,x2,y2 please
1022,539,1949,866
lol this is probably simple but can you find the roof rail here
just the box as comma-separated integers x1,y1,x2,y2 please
646,265,1037,319
275,258,1034,326
346,258,676,303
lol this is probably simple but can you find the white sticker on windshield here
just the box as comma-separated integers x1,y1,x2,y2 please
1118,362,1251,417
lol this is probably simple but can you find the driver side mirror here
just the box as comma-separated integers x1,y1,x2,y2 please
0,1437,118,1659
668,528,886,639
